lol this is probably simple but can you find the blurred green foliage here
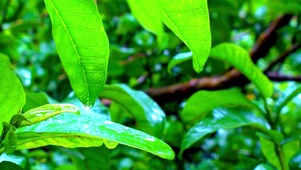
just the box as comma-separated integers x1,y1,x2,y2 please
1,0,301,169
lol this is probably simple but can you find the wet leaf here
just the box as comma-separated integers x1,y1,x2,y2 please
100,84,165,138
180,89,260,125
155,0,211,72
179,107,268,158
21,104,80,127
16,112,174,160
44,0,110,107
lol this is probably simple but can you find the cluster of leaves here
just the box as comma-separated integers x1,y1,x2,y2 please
0,0,301,169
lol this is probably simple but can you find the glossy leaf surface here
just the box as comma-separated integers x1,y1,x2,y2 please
155,0,211,72
21,104,80,127
44,0,109,107
210,43,273,98
16,113,175,160
180,107,268,157
180,89,259,124
100,84,165,138
0,59,25,135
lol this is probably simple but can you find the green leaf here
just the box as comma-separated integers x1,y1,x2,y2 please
23,92,57,112
180,89,260,125
167,52,192,74
0,161,24,170
4,126,17,154
283,139,300,170
275,84,301,114
15,112,175,160
179,107,268,158
126,0,166,49
73,146,110,170
0,59,25,135
155,0,211,72
258,135,281,169
100,84,165,138
44,0,110,107
21,104,79,127
210,43,273,98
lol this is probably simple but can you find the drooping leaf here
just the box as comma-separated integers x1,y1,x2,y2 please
22,92,58,112
126,0,166,49
44,0,110,107
210,43,273,98
100,84,165,138
15,112,175,160
155,0,211,72
0,59,25,135
167,52,192,74
275,84,301,114
180,89,260,125
21,104,80,127
179,107,268,158
258,135,281,169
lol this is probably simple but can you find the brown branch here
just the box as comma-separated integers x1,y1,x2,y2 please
264,44,301,73
267,72,301,82
146,14,293,105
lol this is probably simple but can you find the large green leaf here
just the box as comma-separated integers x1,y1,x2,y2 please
275,84,301,114
179,107,268,158
15,112,174,160
44,0,109,107
210,43,273,98
0,59,25,135
126,0,166,49
100,84,165,138
155,0,211,72
180,89,260,125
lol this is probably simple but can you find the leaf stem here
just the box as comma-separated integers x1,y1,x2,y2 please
262,97,275,129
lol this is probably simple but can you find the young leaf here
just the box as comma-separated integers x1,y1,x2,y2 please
210,43,273,98
44,0,110,107
16,112,175,160
155,0,211,72
126,0,166,49
21,104,79,127
275,84,301,114
0,59,25,135
180,89,261,125
179,107,268,158
100,84,165,138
